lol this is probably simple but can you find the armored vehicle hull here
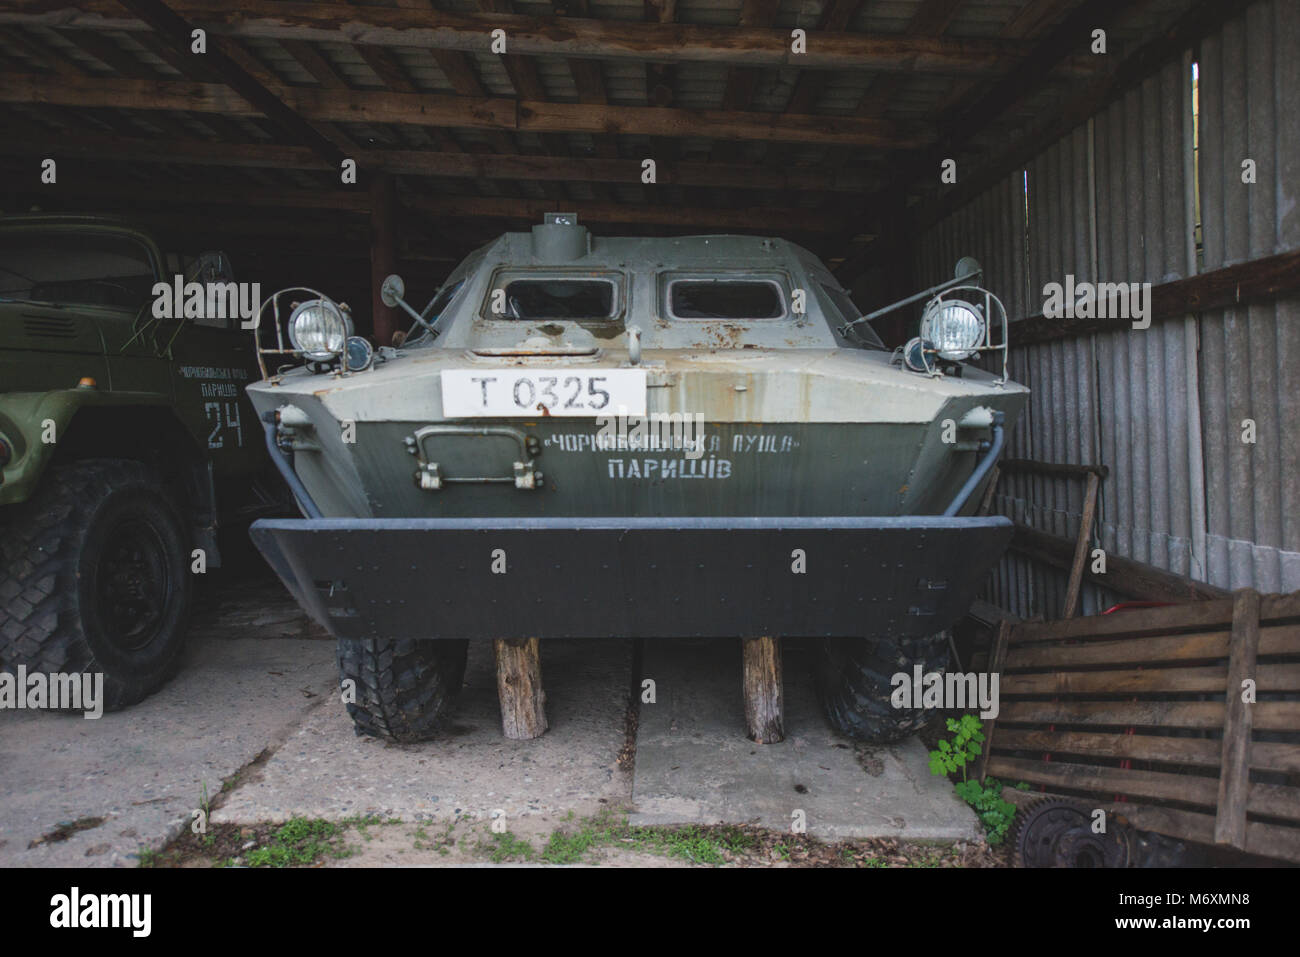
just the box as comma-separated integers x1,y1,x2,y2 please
246,221,1027,742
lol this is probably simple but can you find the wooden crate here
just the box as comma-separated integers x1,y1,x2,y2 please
978,590,1300,863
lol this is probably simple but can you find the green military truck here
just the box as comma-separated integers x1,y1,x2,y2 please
0,215,274,709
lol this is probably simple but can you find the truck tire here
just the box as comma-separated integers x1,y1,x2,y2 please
338,637,468,742
814,631,951,743
0,459,192,711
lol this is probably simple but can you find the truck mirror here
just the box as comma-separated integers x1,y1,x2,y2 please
186,250,235,284
380,274,406,309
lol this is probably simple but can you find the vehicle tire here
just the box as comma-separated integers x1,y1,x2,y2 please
338,637,469,742
0,459,193,711
814,631,951,743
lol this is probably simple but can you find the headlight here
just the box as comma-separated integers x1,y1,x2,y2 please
921,300,984,360
288,299,349,361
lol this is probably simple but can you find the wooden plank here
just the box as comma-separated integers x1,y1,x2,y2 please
0,1,1048,74
1008,599,1238,645
1003,626,1298,670
1011,524,1229,604
990,756,1218,808
998,699,1300,732
493,637,547,739
1001,663,1300,696
997,458,1110,480
1216,589,1261,849
1009,248,1300,347
1062,470,1100,619
990,756,1300,824
741,636,784,744
0,72,928,148
994,729,1300,775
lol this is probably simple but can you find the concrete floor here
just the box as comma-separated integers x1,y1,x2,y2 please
0,569,977,866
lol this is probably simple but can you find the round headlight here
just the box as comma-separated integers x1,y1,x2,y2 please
922,300,984,361
288,299,348,361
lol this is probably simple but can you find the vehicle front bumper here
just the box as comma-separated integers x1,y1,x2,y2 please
249,515,1012,640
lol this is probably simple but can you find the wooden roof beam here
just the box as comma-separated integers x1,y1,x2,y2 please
0,72,930,147
0,1,1088,76
0,128,880,192
112,0,345,166
0,171,863,232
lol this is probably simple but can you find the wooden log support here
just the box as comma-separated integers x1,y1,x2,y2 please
741,636,784,744
1215,588,1261,849
493,638,547,740
974,619,1011,783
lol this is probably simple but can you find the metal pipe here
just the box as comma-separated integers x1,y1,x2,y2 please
262,412,323,519
1181,48,1209,582
944,411,1006,517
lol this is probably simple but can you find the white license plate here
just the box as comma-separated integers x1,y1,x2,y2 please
441,369,647,417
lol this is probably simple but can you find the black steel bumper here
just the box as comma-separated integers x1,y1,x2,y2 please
250,515,1013,640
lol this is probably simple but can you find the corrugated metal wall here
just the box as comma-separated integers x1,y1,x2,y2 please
911,0,1300,618
1197,1,1300,592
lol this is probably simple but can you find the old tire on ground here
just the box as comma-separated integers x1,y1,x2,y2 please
338,637,469,742
814,631,951,743
0,459,193,711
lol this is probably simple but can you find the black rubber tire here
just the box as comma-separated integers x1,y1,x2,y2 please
338,637,469,742
0,459,193,711
814,631,951,743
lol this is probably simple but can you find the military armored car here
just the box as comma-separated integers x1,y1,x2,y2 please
246,215,1028,743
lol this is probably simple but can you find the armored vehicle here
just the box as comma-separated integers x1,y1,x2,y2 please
0,215,275,709
246,215,1028,743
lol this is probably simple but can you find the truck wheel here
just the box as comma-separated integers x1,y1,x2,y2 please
814,631,951,743
0,459,192,711
338,637,468,742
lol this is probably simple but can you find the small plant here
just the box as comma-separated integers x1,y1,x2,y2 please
480,830,535,863
928,714,1019,845
242,818,352,867
955,776,1018,846
928,714,984,777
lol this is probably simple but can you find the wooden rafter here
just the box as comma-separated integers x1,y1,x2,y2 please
111,0,345,166
0,126,880,192
0,167,852,232
0,73,930,147
0,1,1084,76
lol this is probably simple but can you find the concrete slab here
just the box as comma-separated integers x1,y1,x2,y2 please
629,638,981,842
216,638,633,828
0,634,336,868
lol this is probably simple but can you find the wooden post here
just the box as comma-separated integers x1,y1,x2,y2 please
1062,470,1101,618
975,619,1012,783
369,172,396,346
741,636,784,744
493,637,547,740
1215,588,1260,849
